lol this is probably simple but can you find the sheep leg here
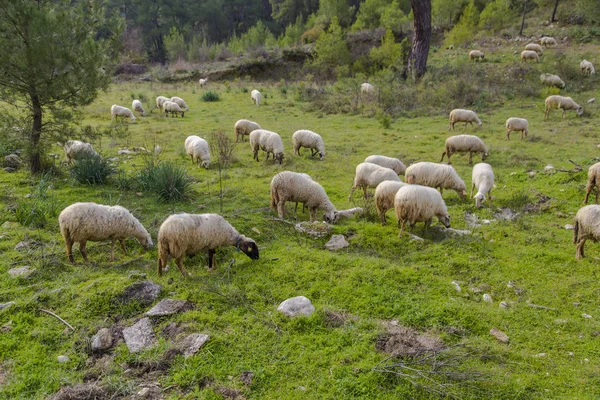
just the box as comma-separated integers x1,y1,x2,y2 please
235,134,239,143
208,249,216,271
309,208,316,223
362,186,368,200
302,203,306,213
584,183,592,204
65,239,75,264
468,152,473,164
439,187,444,196
80,241,89,263
440,151,447,162
110,238,117,261
576,239,586,259
506,129,510,140
380,211,387,226
190,154,194,164
253,151,259,162
562,109,566,118
294,202,299,213
489,190,493,209
424,218,432,231
348,186,357,201
399,219,406,237
277,201,286,219
120,239,127,255
470,183,475,199
175,257,189,277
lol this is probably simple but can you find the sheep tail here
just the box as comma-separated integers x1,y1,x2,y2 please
573,220,579,244
270,188,277,210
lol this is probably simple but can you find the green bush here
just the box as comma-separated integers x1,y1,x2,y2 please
136,160,193,202
13,173,59,228
202,91,221,102
375,109,392,129
70,155,115,185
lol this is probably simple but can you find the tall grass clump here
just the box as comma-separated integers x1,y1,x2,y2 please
70,155,115,185
136,159,193,202
13,172,59,228
202,91,220,102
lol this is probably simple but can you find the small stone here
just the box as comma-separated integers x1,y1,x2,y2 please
14,241,30,251
137,388,150,398
528,171,537,178
325,234,349,251
3,167,16,173
451,281,461,292
1,221,18,229
252,227,261,235
483,294,493,303
8,266,35,277
573,302,580,307
118,149,136,155
91,328,113,352
179,333,210,357
490,328,509,343
568,352,574,357
588,98,595,104
136,192,143,197
534,353,547,357
0,301,15,311
409,234,424,241
277,296,315,317
146,299,194,316
499,301,510,309
543,165,555,173
584,358,589,362
24,194,33,198
122,318,156,353
57,355,70,363
565,224,574,230
5,154,22,168
119,281,161,306
298,386,306,391
582,313,593,319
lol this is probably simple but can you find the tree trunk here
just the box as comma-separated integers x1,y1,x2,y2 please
519,0,528,36
551,0,559,22
30,93,43,174
407,0,432,79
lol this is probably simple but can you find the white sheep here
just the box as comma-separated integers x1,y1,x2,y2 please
505,117,529,140
540,36,557,48
580,60,595,76
469,50,484,62
270,171,338,223
111,105,136,122
364,155,406,175
573,205,600,259
170,96,189,111
521,50,540,62
540,73,565,89
251,89,262,107
249,129,284,164
163,101,184,117
471,163,495,209
199,78,208,87
292,130,325,160
440,134,488,164
234,119,261,143
448,109,482,130
394,184,451,237
405,162,467,200
63,140,98,163
348,162,401,201
58,202,152,264
157,213,259,276
584,162,600,204
525,43,543,55
132,100,145,116
156,96,170,109
375,180,407,226
360,83,375,94
185,136,210,168
544,95,583,119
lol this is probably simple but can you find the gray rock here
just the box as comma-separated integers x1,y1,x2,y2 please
179,333,210,357
0,301,15,311
119,281,162,306
57,355,70,363
277,296,315,317
3,167,16,173
122,318,156,353
8,266,35,277
145,299,194,317
451,281,461,292
565,224,574,230
325,234,349,251
490,328,509,343
494,208,519,221
499,301,510,309
445,228,471,236
543,165,555,173
588,98,595,104
409,234,424,241
14,241,30,251
5,154,22,168
91,328,113,352
483,294,493,303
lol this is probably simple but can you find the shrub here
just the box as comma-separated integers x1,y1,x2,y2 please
444,0,479,48
375,109,392,128
202,91,220,102
136,160,193,202
70,155,115,185
308,17,350,75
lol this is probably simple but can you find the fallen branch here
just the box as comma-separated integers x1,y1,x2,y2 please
39,309,75,331
112,257,143,269
269,217,296,226
527,303,557,311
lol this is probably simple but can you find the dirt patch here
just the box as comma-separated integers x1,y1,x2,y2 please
48,383,117,400
376,323,444,357
126,348,181,376
214,386,245,400
494,208,519,221
118,281,162,306
239,371,254,386
324,310,347,328
522,193,552,213
161,322,188,340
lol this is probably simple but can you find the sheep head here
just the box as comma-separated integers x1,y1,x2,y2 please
138,233,153,249
237,237,259,260
474,193,485,208
324,211,338,224
576,107,583,116
438,214,451,228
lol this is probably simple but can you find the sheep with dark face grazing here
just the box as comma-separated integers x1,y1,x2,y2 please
185,136,210,168
163,101,184,117
249,129,284,164
111,105,136,122
157,213,259,277
132,100,145,116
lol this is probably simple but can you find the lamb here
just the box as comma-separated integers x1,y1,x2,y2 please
440,134,488,164
471,163,495,208
156,96,170,109
251,89,262,107
580,60,595,76
540,73,565,89
157,213,259,276
249,129,284,164
185,136,210,168
58,202,152,264
170,96,189,111
374,180,407,226
505,117,529,141
199,78,208,87
394,185,451,237
361,83,375,94
348,162,401,201
540,36,557,48
163,101,184,117
364,155,406,175
132,100,145,116
521,50,540,62
469,50,484,61
63,140,98,163
525,43,543,55
234,119,261,143
292,130,325,160
405,162,467,200
110,105,136,122
584,162,600,204
573,205,600,259
544,95,583,119
448,109,482,130
270,171,338,223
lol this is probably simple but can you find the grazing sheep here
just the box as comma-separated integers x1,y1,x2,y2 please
573,205,600,259
132,100,145,116
349,162,401,201
471,163,495,208
544,95,583,119
270,171,338,223
540,73,565,89
361,83,375,94
292,130,325,160
448,109,482,130
584,162,600,204
63,140,98,163
251,89,262,107
394,185,451,237
199,78,208,87
405,162,467,200
469,50,484,61
375,180,407,226
294,172,313,214
170,96,189,111
540,36,557,48
440,134,488,164
185,136,210,168
525,43,543,55
156,96,169,109
580,60,595,76
163,101,184,117
249,129,284,164
111,105,136,122
521,50,540,62
58,202,152,264
505,117,529,141
365,155,406,175
234,119,261,143
157,213,259,276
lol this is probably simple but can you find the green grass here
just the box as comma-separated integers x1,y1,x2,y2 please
0,42,599,399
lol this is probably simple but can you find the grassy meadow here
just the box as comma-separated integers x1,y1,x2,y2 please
1,41,600,399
